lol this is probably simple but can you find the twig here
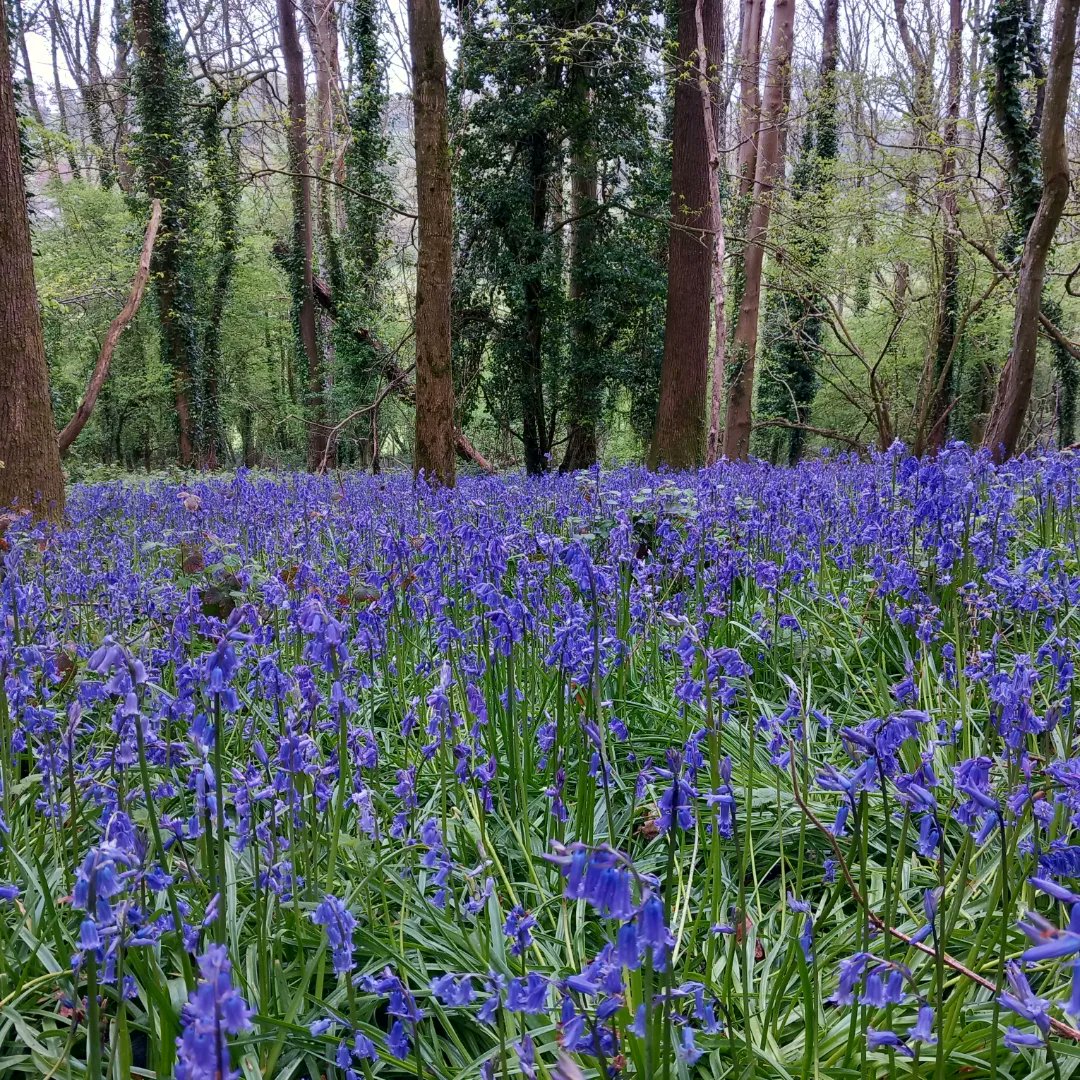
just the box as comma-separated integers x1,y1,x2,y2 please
786,744,1080,1042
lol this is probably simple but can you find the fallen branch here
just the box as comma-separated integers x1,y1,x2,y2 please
753,416,865,451
57,199,162,456
787,745,1080,1042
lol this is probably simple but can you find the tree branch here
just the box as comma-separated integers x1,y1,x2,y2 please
57,199,162,456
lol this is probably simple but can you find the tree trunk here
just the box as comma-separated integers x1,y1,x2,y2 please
983,0,1079,461
700,0,727,464
733,0,764,200
648,0,723,470
49,21,80,179
407,0,456,486
111,1,134,193
521,128,550,476
10,0,58,179
0,16,65,517
922,0,962,454
277,0,328,472
722,0,795,460
131,0,203,466
725,0,765,340
84,0,111,186
560,18,600,474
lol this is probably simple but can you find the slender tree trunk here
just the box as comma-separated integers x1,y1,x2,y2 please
9,0,59,180
277,0,328,471
725,0,765,339
892,0,932,311
722,0,795,461
111,1,134,193
983,0,1079,461
85,0,112,186
49,21,79,179
648,0,723,470
700,0,727,464
923,0,962,454
407,0,456,486
0,16,64,517
521,127,550,475
733,0,764,200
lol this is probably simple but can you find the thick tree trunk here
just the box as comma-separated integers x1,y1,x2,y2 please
922,0,962,454
722,0,796,460
0,17,65,517
982,0,1079,461
648,0,723,470
277,0,329,472
560,28,600,474
407,0,456,486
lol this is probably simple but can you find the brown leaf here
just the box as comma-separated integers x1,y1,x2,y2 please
180,542,205,575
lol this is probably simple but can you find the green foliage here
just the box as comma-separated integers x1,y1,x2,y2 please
34,180,297,467
451,0,666,469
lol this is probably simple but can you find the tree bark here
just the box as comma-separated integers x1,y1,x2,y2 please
521,127,550,475
722,0,795,460
648,0,723,470
58,199,162,456
277,0,329,472
0,15,65,517
732,0,765,200
700,0,727,464
407,0,456,486
982,0,1079,461
922,0,962,454
560,15,600,474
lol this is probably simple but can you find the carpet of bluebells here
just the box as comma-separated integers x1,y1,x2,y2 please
8,447,1080,1078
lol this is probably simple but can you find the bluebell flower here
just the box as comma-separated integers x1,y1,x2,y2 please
908,1004,936,1045
311,894,356,977
175,945,253,1080
386,1020,410,1059
1004,1026,1045,1051
867,1028,913,1057
504,905,536,956
506,973,549,1014
675,1025,703,1065
999,962,1052,1032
